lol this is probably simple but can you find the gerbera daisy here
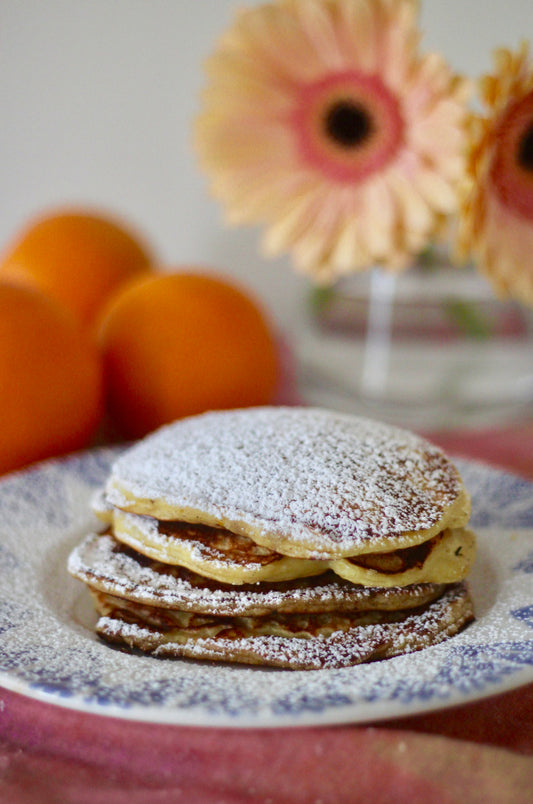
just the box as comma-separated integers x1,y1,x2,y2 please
195,0,469,282
458,42,533,306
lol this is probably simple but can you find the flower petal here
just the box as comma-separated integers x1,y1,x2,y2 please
196,0,468,280
459,42,533,305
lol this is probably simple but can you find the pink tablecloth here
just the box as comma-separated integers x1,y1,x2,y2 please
2,424,533,802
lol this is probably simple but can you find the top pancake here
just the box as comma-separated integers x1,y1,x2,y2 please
105,407,470,560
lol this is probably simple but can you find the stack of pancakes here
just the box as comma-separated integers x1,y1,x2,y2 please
68,407,476,670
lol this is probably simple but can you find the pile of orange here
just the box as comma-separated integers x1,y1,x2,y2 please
0,208,280,475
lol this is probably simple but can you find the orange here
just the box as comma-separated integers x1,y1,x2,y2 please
0,209,154,329
98,271,280,438
0,283,104,475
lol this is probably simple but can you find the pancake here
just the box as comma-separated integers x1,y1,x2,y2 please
99,506,475,588
68,531,447,616
104,407,471,559
67,407,476,669
93,582,474,670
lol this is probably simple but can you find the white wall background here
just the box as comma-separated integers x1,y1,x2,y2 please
1,0,532,331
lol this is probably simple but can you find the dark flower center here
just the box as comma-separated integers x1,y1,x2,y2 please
518,122,533,172
325,100,374,148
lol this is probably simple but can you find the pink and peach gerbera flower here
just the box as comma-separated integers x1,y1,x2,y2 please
195,0,469,282
458,43,533,306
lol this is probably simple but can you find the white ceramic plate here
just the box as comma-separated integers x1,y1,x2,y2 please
1,448,533,728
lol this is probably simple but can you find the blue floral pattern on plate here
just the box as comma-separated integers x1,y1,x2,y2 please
0,452,532,727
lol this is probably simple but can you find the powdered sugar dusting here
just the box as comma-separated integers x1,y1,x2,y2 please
106,407,466,557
